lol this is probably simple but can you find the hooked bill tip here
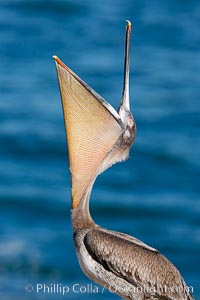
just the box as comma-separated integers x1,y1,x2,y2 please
125,20,132,31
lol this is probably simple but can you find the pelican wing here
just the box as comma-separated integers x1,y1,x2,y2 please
53,56,124,208
84,229,193,300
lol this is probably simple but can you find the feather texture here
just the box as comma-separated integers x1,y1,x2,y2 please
83,229,193,300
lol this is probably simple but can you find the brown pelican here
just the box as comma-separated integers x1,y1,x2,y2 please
53,21,194,300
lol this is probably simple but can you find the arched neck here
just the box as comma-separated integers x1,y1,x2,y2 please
71,183,96,232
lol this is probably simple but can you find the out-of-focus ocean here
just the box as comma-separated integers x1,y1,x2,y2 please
0,1,199,299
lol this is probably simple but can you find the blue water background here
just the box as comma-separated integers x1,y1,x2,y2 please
0,1,199,299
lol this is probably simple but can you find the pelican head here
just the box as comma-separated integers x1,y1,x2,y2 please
53,20,135,209
118,20,136,149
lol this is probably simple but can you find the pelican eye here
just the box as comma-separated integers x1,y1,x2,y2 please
127,116,134,127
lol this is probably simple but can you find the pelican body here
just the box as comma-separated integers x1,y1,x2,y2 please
53,21,194,300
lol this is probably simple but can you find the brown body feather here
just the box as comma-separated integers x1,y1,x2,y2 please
73,223,193,300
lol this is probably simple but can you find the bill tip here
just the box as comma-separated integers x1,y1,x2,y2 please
53,55,59,62
125,20,132,30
